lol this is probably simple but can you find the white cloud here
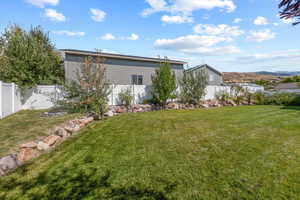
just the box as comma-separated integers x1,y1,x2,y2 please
233,18,242,23
90,8,106,22
142,0,236,16
193,24,244,37
26,0,59,8
154,34,239,56
254,16,268,25
155,35,230,49
101,33,115,40
127,33,139,40
161,15,193,24
281,18,295,24
247,29,276,42
44,9,66,21
100,33,139,41
235,49,300,64
273,22,279,26
180,46,240,56
52,30,85,36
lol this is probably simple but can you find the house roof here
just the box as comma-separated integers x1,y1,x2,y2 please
185,64,222,76
60,49,186,65
275,82,300,90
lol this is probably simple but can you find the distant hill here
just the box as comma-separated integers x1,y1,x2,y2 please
223,72,281,83
256,71,300,77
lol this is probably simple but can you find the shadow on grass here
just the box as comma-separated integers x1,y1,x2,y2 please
280,106,300,111
0,158,177,200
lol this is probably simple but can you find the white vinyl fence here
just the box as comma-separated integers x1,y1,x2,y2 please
0,81,264,119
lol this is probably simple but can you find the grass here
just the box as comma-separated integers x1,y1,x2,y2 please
1,106,300,199
0,110,80,157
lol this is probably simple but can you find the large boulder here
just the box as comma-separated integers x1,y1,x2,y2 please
43,135,62,146
0,154,20,176
18,148,39,163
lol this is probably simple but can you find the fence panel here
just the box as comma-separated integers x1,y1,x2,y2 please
0,81,265,119
1,83,13,118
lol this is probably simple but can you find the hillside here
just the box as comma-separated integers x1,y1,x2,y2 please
223,72,281,83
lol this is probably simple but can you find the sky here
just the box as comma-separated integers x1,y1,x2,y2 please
1,0,300,72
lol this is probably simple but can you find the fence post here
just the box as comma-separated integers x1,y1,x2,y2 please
11,82,15,113
0,81,2,119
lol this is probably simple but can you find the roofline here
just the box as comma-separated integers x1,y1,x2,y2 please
60,49,186,65
185,64,222,75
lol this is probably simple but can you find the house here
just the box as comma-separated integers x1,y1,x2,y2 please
60,49,185,85
274,83,300,93
185,64,223,85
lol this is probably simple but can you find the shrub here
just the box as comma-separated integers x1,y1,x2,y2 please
151,61,177,109
118,88,134,109
230,84,245,105
215,90,231,104
254,91,267,105
254,91,300,106
179,70,208,105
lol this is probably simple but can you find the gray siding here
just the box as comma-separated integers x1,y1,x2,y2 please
190,66,223,85
64,54,183,85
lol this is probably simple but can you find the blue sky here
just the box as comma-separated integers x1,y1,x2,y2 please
1,0,300,72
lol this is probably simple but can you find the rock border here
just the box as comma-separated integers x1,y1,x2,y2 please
0,116,94,176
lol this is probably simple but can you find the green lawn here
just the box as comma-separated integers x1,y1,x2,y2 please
0,110,80,157
1,106,300,200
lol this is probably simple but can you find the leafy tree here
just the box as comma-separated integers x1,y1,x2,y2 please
279,0,300,25
151,61,177,109
179,70,208,105
0,24,63,88
281,76,300,83
118,88,134,110
60,55,111,119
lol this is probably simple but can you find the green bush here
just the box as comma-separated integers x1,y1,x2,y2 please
118,88,134,109
254,92,300,106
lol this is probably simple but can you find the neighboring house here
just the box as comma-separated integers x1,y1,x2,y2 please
185,64,223,85
60,49,185,85
274,83,300,93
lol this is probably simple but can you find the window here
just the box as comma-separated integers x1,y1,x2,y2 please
209,75,214,82
138,75,143,85
131,75,143,85
131,75,137,85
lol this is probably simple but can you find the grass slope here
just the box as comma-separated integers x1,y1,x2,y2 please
0,110,79,157
1,106,300,200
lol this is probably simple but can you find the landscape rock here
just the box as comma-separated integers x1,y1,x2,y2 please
227,100,237,106
37,141,50,151
43,135,62,146
54,127,70,138
18,148,39,162
115,107,126,113
0,154,20,176
20,141,37,149
105,110,114,117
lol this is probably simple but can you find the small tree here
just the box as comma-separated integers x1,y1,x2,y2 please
230,84,245,105
118,88,134,110
151,61,177,109
180,70,208,105
60,54,110,119
0,24,64,88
